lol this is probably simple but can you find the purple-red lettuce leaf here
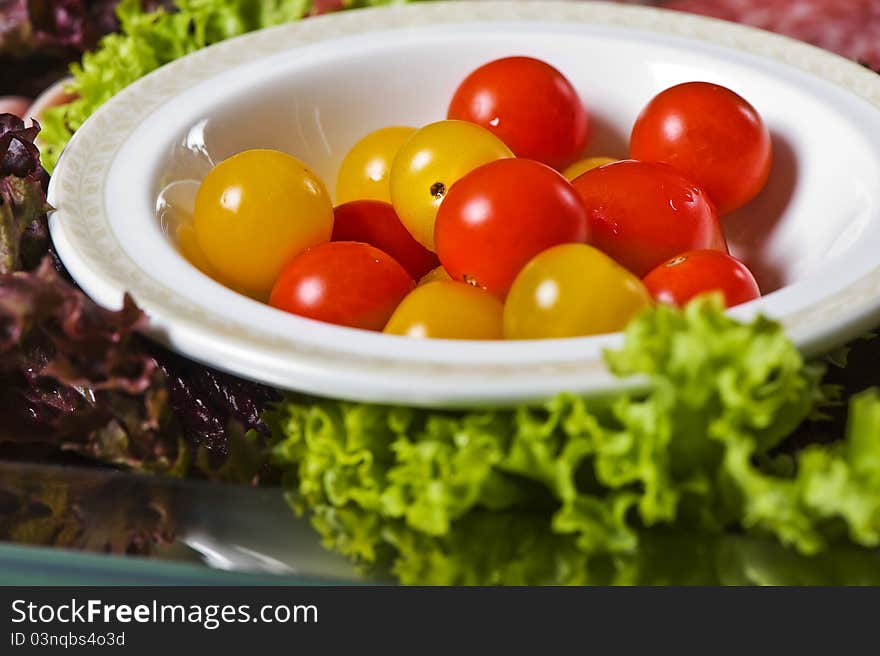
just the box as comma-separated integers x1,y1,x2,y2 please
154,345,280,453
0,0,171,57
0,114,44,179
0,174,50,274
0,259,183,471
0,114,51,274
0,258,279,482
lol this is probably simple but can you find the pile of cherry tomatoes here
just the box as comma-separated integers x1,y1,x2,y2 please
188,56,769,340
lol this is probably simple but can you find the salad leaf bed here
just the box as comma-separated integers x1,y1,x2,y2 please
269,299,880,584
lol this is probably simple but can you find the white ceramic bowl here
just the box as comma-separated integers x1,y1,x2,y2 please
47,1,880,406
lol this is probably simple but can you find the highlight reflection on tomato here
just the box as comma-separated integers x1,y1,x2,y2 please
435,158,589,298
630,82,772,215
571,160,727,277
389,120,513,250
269,241,415,331
336,126,415,204
448,56,589,170
194,149,333,295
504,243,652,339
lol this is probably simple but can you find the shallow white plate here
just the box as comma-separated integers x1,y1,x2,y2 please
47,1,880,406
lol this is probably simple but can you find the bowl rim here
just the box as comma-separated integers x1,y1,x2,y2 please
47,0,880,404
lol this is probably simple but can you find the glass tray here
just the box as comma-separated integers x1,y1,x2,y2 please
0,460,362,585
4,458,880,585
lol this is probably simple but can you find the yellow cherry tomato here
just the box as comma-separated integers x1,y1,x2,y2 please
503,243,651,339
562,156,617,181
177,224,268,302
384,281,503,340
336,126,415,204
418,265,452,286
389,120,513,250
194,149,333,294
176,223,215,278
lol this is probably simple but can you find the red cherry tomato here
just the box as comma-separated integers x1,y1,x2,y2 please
447,56,589,170
571,160,726,277
630,81,772,215
643,250,761,308
331,200,439,280
435,158,589,298
269,241,415,330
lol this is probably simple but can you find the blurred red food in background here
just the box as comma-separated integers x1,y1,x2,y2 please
312,0,345,15
665,0,880,70
2,0,879,102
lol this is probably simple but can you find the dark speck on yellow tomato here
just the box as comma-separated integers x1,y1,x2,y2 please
389,120,512,250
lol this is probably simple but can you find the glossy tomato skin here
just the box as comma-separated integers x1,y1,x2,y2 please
571,160,726,277
643,249,761,308
390,120,513,250
269,241,415,331
331,201,439,279
630,82,772,215
448,56,589,170
435,158,589,298
336,126,415,204
194,149,333,294
384,281,503,340
504,243,651,339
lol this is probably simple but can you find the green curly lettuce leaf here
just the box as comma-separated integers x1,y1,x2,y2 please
39,0,312,172
270,297,880,584
724,389,880,554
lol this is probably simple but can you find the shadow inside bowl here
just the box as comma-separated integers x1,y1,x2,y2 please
725,131,799,294
584,110,630,159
